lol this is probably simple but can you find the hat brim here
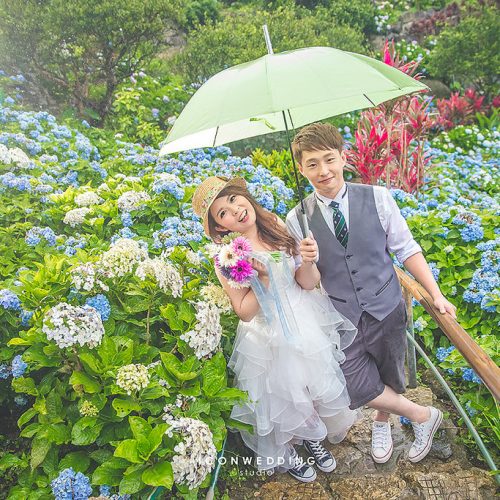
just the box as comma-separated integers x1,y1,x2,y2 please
202,177,247,237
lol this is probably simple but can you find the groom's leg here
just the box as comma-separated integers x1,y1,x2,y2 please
367,385,430,423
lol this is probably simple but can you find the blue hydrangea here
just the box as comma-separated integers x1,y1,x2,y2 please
480,293,497,313
400,416,411,426
11,355,27,378
464,402,477,417
152,217,204,249
14,395,28,406
121,212,133,227
19,309,33,326
99,485,112,497
25,226,57,246
428,262,440,281
461,367,482,384
0,364,10,379
436,346,455,362
460,224,484,242
85,294,111,322
0,289,22,311
51,468,93,500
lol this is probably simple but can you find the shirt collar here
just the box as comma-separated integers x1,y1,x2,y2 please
315,182,348,205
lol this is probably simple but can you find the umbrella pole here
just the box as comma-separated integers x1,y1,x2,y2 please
281,110,310,239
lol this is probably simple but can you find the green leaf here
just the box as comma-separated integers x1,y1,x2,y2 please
147,424,168,456
112,398,140,418
59,452,91,473
129,416,152,440
18,408,37,428
92,458,128,486
114,439,142,464
45,391,63,419
0,453,26,472
141,461,173,488
79,352,103,374
69,371,101,393
30,437,51,469
119,465,145,494
71,416,103,446
12,377,38,396
201,352,226,397
160,352,198,381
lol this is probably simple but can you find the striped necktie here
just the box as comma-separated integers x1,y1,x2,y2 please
329,201,348,248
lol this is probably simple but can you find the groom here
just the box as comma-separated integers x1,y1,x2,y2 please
286,122,456,464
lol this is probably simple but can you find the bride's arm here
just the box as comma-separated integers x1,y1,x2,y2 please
215,266,266,322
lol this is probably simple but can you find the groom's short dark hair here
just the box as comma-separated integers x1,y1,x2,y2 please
292,123,344,164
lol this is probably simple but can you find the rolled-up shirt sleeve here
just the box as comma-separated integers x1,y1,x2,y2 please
375,187,422,264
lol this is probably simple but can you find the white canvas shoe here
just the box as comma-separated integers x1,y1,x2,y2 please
408,406,443,463
371,421,393,464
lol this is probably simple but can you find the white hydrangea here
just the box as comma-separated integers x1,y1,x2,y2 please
165,417,217,490
116,364,150,395
42,302,104,349
98,238,148,278
180,301,222,359
9,147,30,168
74,191,103,207
186,250,203,266
97,182,110,192
117,190,151,212
71,262,109,292
63,207,91,227
135,256,183,297
0,144,11,164
200,283,232,314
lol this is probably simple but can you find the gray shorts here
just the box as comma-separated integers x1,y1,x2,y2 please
341,300,408,410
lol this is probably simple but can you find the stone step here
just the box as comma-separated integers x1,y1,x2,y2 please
223,387,497,500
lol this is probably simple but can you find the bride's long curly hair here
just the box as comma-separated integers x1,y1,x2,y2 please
207,184,298,256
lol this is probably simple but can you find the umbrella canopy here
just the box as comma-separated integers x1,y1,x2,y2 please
160,46,428,155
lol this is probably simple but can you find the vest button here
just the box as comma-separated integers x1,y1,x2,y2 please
361,302,367,307
356,287,363,291
346,255,352,259
351,270,358,275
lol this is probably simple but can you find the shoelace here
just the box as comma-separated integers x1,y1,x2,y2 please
290,452,308,472
372,425,388,448
308,441,329,461
412,422,425,447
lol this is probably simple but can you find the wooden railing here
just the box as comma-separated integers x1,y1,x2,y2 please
395,266,500,402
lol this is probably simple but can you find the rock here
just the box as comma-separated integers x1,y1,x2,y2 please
402,464,497,499
259,480,330,500
330,473,411,499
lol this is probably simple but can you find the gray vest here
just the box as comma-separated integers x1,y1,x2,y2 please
296,183,402,325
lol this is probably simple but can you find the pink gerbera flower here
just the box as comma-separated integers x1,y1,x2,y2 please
231,236,252,258
230,259,254,283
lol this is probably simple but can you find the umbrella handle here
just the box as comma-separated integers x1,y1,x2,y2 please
300,210,310,239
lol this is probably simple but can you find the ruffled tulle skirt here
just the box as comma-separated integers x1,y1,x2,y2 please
228,285,359,471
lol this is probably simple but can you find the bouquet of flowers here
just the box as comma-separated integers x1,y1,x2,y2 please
213,233,256,288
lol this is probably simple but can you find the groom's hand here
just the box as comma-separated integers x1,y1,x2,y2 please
299,233,318,263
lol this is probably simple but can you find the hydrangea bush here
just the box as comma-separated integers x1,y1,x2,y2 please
0,79,295,497
391,141,499,452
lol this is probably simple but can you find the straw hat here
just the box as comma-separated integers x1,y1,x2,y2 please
192,176,247,236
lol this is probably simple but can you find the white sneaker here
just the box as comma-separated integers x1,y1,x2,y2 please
408,406,443,463
371,421,393,464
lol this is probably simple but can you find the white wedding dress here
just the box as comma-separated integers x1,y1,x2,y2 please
228,251,359,471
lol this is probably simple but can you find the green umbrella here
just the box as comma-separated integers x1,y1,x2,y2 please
160,31,428,235
160,48,427,155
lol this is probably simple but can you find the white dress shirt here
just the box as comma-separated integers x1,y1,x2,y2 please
286,182,422,267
